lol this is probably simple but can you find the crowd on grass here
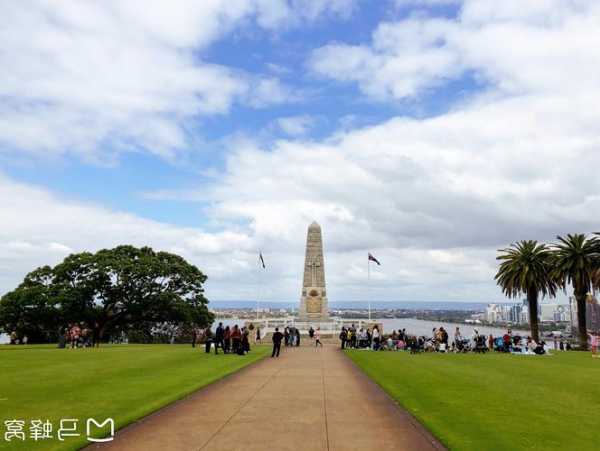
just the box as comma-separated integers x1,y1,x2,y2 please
338,324,599,357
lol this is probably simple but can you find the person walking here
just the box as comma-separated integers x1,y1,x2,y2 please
256,327,261,344
315,327,323,348
214,322,225,355
272,327,283,358
295,328,301,347
308,326,315,340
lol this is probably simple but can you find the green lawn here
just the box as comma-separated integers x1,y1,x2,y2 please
0,344,269,451
346,350,600,451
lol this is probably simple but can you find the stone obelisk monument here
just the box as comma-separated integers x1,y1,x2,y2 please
298,221,329,321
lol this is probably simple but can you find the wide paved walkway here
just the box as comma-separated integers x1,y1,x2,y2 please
90,344,445,451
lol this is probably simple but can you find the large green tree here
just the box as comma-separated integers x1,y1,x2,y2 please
495,240,558,342
551,234,599,350
0,266,61,342
0,246,213,344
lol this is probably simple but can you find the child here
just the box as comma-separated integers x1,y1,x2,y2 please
590,332,598,358
315,327,323,348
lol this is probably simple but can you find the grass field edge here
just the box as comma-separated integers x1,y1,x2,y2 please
342,349,450,451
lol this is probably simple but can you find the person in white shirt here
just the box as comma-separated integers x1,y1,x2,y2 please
372,326,380,350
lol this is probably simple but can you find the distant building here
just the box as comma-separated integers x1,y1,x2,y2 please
568,295,600,332
485,302,529,325
539,303,569,323
586,296,600,332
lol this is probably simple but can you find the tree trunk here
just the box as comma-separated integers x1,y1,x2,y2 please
93,322,108,348
527,288,539,343
575,290,588,350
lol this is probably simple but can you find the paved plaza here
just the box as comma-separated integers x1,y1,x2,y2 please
89,344,444,451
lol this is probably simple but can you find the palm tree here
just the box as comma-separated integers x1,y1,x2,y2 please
495,240,557,343
551,234,600,350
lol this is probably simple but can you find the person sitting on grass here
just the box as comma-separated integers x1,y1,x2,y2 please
534,341,546,355
526,337,536,353
386,335,395,351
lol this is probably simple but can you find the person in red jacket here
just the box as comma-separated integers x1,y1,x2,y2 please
230,325,242,354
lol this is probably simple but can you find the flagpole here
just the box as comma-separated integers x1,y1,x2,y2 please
368,256,371,321
256,266,260,320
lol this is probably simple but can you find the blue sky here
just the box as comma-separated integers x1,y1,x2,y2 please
1,0,598,302
3,1,468,225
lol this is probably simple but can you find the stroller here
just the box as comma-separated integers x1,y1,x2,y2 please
474,335,488,353
455,338,471,353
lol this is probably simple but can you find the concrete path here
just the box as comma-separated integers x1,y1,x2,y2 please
89,344,445,451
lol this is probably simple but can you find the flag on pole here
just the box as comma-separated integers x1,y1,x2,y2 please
259,252,266,269
368,253,381,265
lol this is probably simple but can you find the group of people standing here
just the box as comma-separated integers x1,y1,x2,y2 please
283,326,301,347
271,325,323,357
59,323,94,348
339,324,382,350
206,323,256,355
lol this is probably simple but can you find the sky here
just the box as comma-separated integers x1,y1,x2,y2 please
1,0,599,303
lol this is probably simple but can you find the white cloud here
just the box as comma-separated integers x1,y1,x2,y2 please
0,1,355,161
0,173,260,299
274,115,315,136
309,0,600,101
2,0,600,303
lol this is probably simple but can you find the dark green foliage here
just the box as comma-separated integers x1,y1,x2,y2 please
0,246,213,344
551,234,600,350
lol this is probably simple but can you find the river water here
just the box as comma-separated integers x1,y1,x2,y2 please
212,317,529,338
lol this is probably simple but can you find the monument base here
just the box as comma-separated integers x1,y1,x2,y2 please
298,292,329,322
